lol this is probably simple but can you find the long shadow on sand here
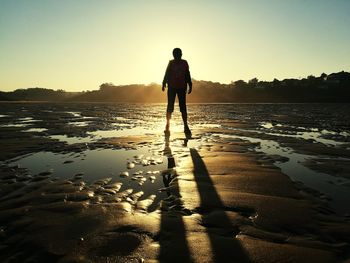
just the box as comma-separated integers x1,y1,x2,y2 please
158,135,250,262
189,148,250,262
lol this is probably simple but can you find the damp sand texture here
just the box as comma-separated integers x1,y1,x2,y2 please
0,102,350,263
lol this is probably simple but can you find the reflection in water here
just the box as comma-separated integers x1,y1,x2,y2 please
183,138,188,147
89,123,187,140
257,122,348,146
158,134,195,263
162,135,175,196
68,121,91,127
260,122,274,129
229,125,347,147
0,123,31,128
18,117,41,123
50,135,93,144
89,126,155,138
7,146,168,212
24,128,48,133
66,111,81,117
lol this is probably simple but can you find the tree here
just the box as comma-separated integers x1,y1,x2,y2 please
99,82,114,90
320,73,327,81
248,78,258,87
233,80,247,88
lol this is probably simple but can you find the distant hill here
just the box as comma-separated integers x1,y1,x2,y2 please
70,83,164,103
0,88,79,101
1,71,349,102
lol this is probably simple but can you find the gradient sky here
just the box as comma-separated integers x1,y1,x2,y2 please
1,0,349,91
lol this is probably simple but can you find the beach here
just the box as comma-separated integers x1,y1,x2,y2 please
0,102,349,262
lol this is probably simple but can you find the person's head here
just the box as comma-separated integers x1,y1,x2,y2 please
172,48,182,60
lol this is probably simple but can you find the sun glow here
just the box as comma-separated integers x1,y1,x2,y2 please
1,0,349,91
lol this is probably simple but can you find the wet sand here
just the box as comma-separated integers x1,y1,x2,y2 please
0,102,349,262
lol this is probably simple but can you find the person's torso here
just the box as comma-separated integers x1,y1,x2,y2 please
168,59,188,89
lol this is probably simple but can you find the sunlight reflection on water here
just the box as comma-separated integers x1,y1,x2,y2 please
23,128,48,132
8,146,169,211
50,135,93,144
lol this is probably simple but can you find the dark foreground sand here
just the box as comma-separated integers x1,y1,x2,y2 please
1,126,350,263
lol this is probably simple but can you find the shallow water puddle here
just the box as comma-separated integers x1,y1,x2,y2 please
48,123,204,145
297,130,349,146
65,111,96,120
111,123,132,128
0,123,32,128
7,146,169,211
89,123,220,139
5,133,203,211
235,124,348,146
216,133,350,215
114,116,130,122
88,127,155,138
260,122,275,129
263,123,349,146
0,117,42,127
68,121,91,127
23,128,48,132
50,135,94,144
18,117,42,123
88,123,185,138
66,111,81,117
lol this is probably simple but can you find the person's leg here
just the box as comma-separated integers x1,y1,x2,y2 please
178,88,190,132
166,87,176,132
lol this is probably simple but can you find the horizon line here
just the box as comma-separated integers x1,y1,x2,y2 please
1,70,347,93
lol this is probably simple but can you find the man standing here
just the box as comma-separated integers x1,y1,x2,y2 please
162,48,192,137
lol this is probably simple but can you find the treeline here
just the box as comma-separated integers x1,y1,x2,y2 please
1,71,349,102
0,88,79,101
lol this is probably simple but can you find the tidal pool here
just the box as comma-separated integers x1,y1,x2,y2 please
7,146,169,211
50,135,94,144
233,124,348,147
23,128,48,132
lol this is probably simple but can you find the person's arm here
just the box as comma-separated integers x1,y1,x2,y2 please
185,62,192,94
162,61,171,91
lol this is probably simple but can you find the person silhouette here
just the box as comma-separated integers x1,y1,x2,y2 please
162,48,192,137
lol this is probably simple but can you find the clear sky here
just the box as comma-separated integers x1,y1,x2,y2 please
1,0,349,91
